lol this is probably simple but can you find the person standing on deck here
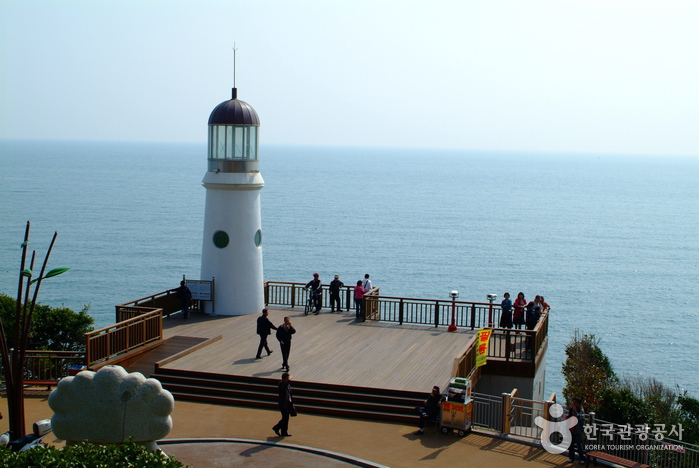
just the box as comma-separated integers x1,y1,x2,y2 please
329,275,344,312
513,292,527,329
362,273,372,292
354,280,366,320
272,372,295,437
255,308,277,359
276,317,296,371
173,280,193,319
499,292,513,328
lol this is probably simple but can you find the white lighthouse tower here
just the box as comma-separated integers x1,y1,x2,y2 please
200,87,264,316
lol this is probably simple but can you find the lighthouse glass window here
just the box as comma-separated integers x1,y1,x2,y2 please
209,125,258,160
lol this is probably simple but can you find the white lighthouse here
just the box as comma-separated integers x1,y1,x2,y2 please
200,87,264,316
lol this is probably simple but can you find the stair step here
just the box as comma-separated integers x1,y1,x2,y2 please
168,391,417,424
151,368,425,425
161,382,418,416
155,375,423,407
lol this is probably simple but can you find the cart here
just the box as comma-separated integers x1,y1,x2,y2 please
439,377,473,437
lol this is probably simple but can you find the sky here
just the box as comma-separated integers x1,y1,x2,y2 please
1,0,698,156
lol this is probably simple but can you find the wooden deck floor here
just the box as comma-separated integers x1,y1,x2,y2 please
158,307,476,392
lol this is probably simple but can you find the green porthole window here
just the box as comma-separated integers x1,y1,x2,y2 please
213,230,229,249
254,229,262,247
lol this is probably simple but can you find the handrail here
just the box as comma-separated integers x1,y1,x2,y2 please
85,309,163,368
116,289,183,322
264,281,357,311
263,281,548,363
451,335,479,387
18,350,86,384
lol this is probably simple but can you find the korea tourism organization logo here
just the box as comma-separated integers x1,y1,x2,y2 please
534,403,687,456
534,403,573,454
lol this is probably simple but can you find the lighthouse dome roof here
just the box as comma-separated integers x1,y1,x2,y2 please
208,88,260,126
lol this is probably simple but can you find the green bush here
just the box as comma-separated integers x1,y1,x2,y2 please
0,293,94,351
561,330,616,412
596,386,651,426
676,391,699,445
0,440,188,467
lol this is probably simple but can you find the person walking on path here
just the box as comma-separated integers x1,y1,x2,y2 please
173,280,193,319
362,273,372,292
255,308,277,359
272,372,295,437
329,275,344,312
276,317,296,371
354,281,366,320
305,273,322,314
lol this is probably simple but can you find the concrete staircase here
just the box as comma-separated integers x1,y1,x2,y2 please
151,367,426,424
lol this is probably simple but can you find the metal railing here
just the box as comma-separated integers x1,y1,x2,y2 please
17,351,85,385
264,281,355,311
265,281,512,327
472,391,503,433
366,296,495,328
85,309,163,368
487,312,549,362
115,289,185,322
507,390,548,440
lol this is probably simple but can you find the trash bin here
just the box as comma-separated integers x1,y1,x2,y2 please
68,365,86,376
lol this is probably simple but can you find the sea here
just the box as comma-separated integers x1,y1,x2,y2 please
1,139,697,400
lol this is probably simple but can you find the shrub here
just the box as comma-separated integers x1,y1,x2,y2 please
0,293,94,351
561,330,616,412
0,440,188,467
596,386,651,426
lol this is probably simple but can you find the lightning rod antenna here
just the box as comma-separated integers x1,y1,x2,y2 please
232,43,238,89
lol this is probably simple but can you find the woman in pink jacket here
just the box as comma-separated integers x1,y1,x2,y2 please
354,280,366,321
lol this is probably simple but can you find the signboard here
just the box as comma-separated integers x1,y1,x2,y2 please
476,328,493,367
186,280,213,301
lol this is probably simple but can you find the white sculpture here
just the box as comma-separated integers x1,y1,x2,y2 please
49,365,174,451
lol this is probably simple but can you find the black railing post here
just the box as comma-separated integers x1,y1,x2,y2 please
399,299,404,325
434,301,439,328
470,304,476,330
505,330,511,362
291,286,296,308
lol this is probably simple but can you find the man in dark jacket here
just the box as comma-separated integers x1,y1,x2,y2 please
414,386,444,435
276,316,296,371
329,275,344,312
255,308,277,359
567,397,586,463
174,280,192,319
272,372,294,437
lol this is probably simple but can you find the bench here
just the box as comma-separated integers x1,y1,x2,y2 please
23,380,58,390
585,451,650,468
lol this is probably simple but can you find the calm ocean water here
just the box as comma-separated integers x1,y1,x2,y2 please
1,140,697,398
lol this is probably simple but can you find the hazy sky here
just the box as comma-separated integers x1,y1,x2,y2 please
1,0,697,156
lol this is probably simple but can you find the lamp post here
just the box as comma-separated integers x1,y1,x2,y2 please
448,290,459,332
487,294,497,327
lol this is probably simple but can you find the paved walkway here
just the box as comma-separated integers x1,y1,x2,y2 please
3,390,571,467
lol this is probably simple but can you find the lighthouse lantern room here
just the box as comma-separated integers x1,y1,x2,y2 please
200,87,264,316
